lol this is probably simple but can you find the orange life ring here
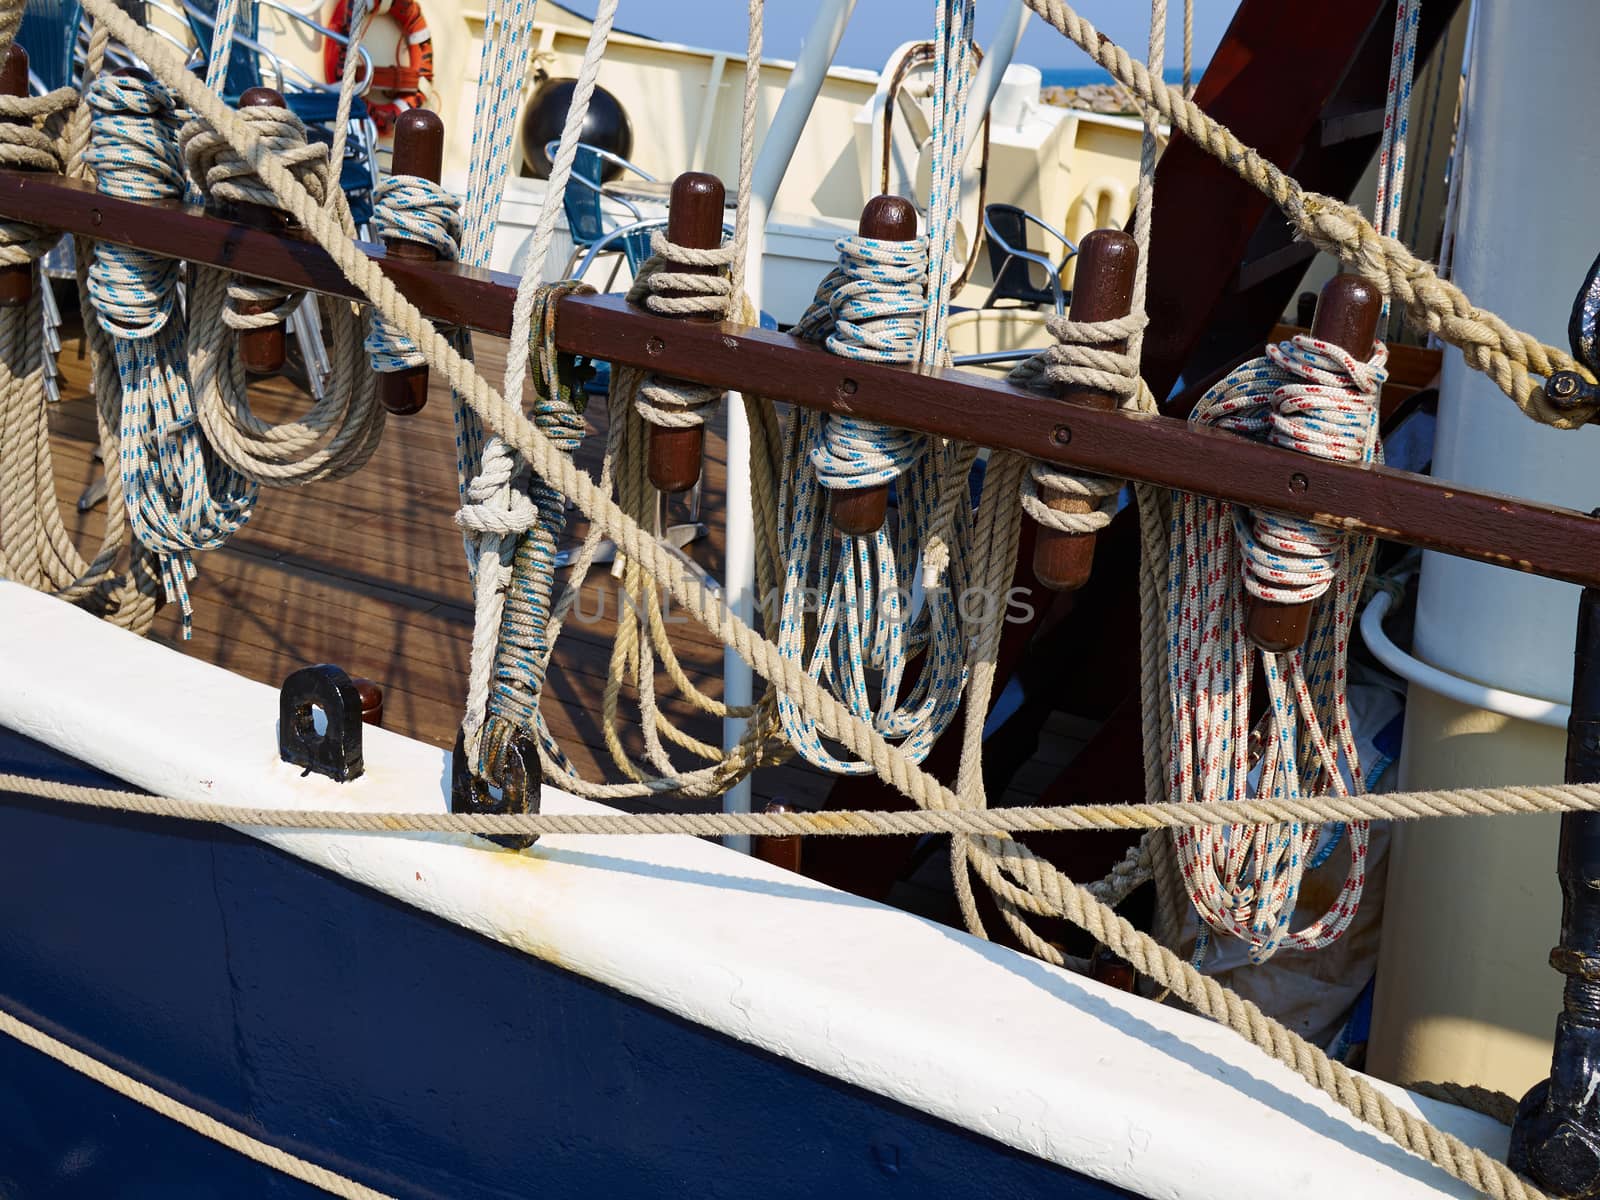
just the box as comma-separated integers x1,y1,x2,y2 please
324,0,433,133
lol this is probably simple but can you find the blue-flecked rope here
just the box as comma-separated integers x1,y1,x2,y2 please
365,175,462,372
917,0,976,369
84,73,257,639
775,233,968,774
473,284,588,782
794,234,930,490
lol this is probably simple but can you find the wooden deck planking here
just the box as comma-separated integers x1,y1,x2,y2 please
40,324,830,812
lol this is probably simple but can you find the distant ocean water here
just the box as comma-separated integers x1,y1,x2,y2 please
1038,66,1190,89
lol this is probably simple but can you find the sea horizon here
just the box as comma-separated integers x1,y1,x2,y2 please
1039,66,1192,89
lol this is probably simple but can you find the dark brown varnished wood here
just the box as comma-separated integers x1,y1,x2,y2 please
646,172,725,494
352,677,385,727
751,800,802,873
229,87,291,374
378,109,447,415
1244,274,1381,652
0,45,35,307
828,195,918,536
7,165,1600,592
1031,229,1138,590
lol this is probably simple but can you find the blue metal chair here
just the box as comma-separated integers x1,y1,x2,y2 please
981,203,1078,315
16,0,82,93
548,140,660,276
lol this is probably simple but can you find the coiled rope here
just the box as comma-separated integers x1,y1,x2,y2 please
0,67,158,629
181,101,384,486
365,174,461,373
1170,334,1386,962
85,73,257,638
776,231,969,773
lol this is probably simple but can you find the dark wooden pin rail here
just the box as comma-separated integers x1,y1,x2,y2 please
8,163,1600,590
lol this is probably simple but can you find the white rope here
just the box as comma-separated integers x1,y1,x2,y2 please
1170,334,1387,962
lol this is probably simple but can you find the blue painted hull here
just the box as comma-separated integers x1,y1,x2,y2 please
0,728,1130,1198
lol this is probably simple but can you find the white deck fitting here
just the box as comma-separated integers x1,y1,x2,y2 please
0,580,1507,1199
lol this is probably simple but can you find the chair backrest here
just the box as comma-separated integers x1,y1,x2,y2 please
561,145,610,247
17,0,82,93
983,203,1057,309
184,0,263,101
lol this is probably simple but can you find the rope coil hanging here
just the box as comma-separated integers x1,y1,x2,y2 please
180,96,385,486
1171,311,1386,962
86,72,258,637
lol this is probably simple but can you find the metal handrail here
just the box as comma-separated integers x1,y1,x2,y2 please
982,204,1079,315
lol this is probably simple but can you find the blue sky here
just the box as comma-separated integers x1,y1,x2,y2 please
556,2,1236,73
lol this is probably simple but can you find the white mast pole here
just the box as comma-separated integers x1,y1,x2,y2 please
722,0,857,850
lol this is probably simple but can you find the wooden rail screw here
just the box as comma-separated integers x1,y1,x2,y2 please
227,87,293,374
645,172,725,494
378,108,445,414
1031,228,1139,590
1244,274,1381,653
829,195,918,536
0,45,37,307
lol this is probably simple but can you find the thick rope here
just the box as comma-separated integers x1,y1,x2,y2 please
1018,0,1596,430
365,176,461,372
16,770,1600,837
182,105,384,486
0,1002,393,1199
0,71,158,631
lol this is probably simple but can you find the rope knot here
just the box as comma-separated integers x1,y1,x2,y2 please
365,174,463,372
625,236,734,431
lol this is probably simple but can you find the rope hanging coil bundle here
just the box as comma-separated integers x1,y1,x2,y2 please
84,73,258,638
1169,331,1387,962
775,229,971,774
365,174,460,373
180,100,384,486
588,242,786,790
0,60,159,630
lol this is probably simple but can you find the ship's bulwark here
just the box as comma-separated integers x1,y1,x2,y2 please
0,727,1126,1199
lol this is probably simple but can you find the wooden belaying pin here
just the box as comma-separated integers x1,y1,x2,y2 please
0,45,37,308
646,172,725,494
829,195,918,537
351,677,384,727
228,87,291,375
752,800,802,874
378,108,445,415
1031,228,1138,591
1244,274,1381,653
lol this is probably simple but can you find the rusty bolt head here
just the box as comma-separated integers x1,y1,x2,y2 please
1052,424,1072,446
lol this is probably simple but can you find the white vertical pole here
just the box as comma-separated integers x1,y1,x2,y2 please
962,0,1031,162
722,0,857,851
